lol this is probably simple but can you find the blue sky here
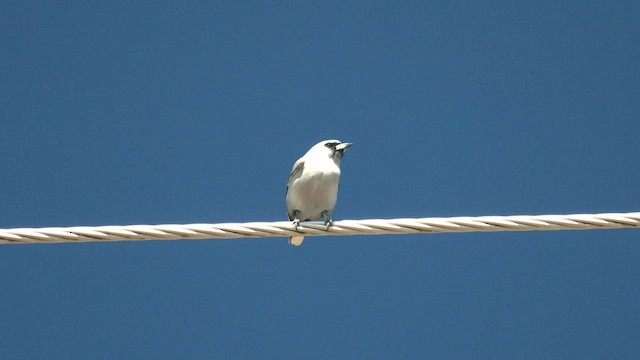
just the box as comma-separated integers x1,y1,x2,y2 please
1,1,639,358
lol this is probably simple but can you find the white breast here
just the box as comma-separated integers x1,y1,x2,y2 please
286,160,341,221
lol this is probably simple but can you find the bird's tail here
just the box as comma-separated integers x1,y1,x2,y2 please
289,236,304,246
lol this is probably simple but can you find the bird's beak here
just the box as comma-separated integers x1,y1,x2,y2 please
335,142,353,152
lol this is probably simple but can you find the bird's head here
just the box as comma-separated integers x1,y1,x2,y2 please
307,139,353,161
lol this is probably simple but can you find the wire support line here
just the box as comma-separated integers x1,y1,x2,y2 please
1,211,639,245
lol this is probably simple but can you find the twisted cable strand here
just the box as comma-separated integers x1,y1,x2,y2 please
0,212,638,244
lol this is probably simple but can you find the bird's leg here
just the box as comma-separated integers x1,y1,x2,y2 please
291,210,301,230
321,210,333,230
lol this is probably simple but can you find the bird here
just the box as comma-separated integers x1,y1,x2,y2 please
286,139,353,246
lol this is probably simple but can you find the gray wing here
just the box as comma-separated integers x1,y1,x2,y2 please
285,159,305,220
285,158,305,196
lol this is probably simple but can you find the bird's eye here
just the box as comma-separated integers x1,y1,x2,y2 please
324,142,338,148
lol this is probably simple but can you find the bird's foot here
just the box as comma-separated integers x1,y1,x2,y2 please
321,211,333,230
291,210,301,230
